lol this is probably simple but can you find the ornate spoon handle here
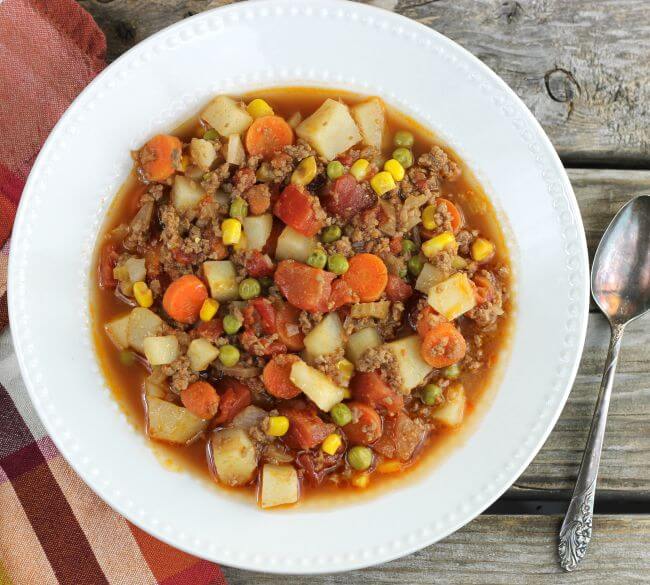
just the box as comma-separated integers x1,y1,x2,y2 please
558,323,625,571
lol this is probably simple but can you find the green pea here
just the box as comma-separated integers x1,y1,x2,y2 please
321,225,342,244
408,255,424,276
420,384,442,405
327,160,345,181
119,350,136,366
229,196,248,220
219,344,240,367
307,248,328,269
402,239,417,255
223,314,242,335
259,276,274,289
443,364,461,379
203,129,219,141
393,147,414,169
239,278,261,300
328,253,349,275
331,403,353,427
394,130,414,148
348,446,373,471
398,266,408,279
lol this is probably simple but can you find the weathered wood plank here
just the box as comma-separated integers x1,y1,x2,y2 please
221,515,650,584
79,0,650,164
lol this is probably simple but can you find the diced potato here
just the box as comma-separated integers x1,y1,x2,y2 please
146,396,208,445
203,260,239,301
346,327,382,366
304,313,345,359
187,338,219,371
296,98,361,160
190,138,216,171
350,301,390,319
431,383,466,427
275,226,316,262
242,214,273,250
201,95,253,137
144,371,167,399
171,175,206,213
128,307,164,354
125,257,146,283
105,314,130,350
226,134,246,165
143,335,179,366
415,262,453,294
260,464,299,508
427,272,476,320
351,98,385,149
210,428,258,486
384,335,432,393
290,360,345,412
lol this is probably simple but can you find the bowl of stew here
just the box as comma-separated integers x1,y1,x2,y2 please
9,0,589,572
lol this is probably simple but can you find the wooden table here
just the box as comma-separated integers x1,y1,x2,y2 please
78,1,650,581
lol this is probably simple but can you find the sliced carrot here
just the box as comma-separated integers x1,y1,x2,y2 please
162,274,208,324
437,198,463,234
420,322,466,368
275,302,305,351
262,354,302,399
341,253,388,302
245,115,293,159
181,381,220,420
140,134,182,182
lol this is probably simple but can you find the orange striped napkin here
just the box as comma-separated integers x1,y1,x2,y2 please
0,2,226,583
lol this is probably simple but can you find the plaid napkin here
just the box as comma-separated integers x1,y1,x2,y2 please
0,2,227,583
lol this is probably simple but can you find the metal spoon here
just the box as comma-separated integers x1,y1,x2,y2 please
558,195,650,571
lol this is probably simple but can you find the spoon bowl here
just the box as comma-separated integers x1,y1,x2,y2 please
592,195,650,324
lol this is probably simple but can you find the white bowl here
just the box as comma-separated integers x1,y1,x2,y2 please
8,0,589,573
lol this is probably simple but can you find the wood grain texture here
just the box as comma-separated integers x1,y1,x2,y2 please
221,515,650,584
78,0,650,164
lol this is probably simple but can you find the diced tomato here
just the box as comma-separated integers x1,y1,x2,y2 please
328,278,358,310
243,298,277,335
350,372,403,416
385,274,413,302
322,174,375,221
343,402,383,446
274,302,305,351
144,244,162,280
273,184,324,237
213,378,252,425
473,274,495,305
192,318,224,342
389,236,403,254
296,451,343,486
98,242,119,289
171,247,197,266
274,260,335,312
279,400,335,450
373,412,425,462
245,250,275,278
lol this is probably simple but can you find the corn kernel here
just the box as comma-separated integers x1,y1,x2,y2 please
471,237,495,263
199,298,219,322
377,460,402,474
421,204,437,230
421,232,457,258
336,359,355,385
133,281,153,308
291,156,317,186
342,387,352,399
246,98,274,119
221,218,242,245
350,158,370,181
351,473,370,488
321,433,343,455
370,171,396,196
267,415,289,437
233,231,247,252
179,155,190,172
384,158,405,181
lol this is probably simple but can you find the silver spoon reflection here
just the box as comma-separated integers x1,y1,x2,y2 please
558,195,650,571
